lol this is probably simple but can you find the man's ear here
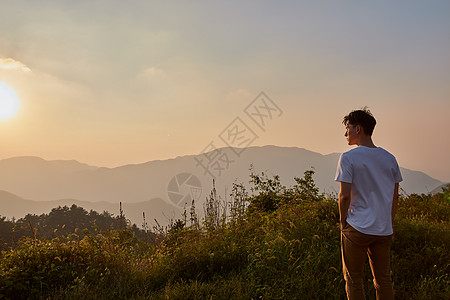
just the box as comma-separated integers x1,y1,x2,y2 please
355,125,362,134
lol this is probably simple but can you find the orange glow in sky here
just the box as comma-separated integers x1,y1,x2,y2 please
0,1,449,182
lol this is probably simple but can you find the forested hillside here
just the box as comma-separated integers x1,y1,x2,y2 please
0,204,154,250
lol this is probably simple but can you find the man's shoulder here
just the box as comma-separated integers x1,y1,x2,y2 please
375,147,397,160
344,146,393,154
342,147,365,156
342,147,397,161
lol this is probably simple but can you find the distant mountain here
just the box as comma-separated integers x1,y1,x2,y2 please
0,146,444,226
0,190,181,228
430,183,449,195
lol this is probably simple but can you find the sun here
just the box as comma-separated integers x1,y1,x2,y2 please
0,81,20,121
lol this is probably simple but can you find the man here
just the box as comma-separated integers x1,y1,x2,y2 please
335,108,402,300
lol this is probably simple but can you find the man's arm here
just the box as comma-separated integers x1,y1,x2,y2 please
338,182,352,230
391,183,399,226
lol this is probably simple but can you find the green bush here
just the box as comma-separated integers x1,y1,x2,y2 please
0,230,150,299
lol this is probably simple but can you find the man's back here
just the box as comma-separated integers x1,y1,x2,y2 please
336,146,402,236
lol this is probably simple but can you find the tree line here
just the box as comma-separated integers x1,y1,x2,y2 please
0,204,154,250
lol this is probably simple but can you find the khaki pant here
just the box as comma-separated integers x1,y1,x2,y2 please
341,223,394,300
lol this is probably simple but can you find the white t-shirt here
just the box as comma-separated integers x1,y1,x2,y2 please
335,146,402,236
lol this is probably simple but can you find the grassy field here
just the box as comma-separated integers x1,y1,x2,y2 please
1,172,449,299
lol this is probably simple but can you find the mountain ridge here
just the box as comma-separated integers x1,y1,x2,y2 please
0,145,444,226
0,189,181,227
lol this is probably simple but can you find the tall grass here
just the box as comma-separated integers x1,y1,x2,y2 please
0,174,448,299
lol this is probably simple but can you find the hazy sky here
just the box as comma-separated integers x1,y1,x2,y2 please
0,0,449,182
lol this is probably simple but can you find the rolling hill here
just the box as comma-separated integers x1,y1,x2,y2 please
0,146,444,226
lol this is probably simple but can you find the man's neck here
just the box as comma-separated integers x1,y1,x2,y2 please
357,136,376,148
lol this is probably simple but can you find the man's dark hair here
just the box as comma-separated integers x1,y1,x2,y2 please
343,108,376,136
